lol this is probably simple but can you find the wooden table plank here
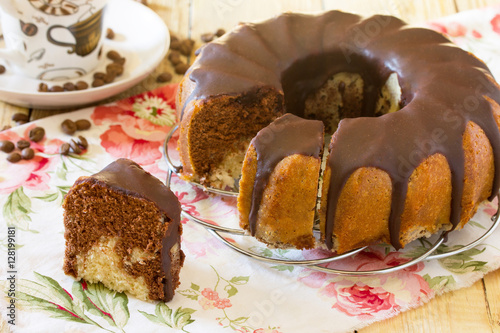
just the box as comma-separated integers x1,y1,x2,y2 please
484,268,500,332
0,103,28,130
322,0,458,23
360,279,492,332
189,0,323,42
455,0,500,11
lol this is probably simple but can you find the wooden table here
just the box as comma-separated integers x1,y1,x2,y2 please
2,0,500,331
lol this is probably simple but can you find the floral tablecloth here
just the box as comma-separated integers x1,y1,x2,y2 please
3,6,500,333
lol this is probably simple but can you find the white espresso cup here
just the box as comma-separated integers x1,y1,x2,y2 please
0,0,107,81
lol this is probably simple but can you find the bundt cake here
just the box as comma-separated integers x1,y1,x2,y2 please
63,158,184,302
238,114,324,249
176,11,500,253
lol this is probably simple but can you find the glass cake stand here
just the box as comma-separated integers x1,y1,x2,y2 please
163,125,500,276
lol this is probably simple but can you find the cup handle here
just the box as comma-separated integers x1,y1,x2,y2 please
47,25,76,54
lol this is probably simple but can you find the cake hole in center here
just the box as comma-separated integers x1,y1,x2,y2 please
281,52,402,134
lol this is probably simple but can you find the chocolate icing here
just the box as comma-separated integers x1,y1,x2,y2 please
89,158,181,299
182,11,500,249
248,114,324,234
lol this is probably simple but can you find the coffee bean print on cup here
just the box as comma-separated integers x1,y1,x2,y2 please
28,0,79,16
20,21,38,36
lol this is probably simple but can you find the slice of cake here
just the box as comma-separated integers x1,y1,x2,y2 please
237,113,324,249
63,158,184,302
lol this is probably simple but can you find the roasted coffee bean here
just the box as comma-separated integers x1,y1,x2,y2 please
16,139,30,149
215,28,226,37
0,65,5,74
49,85,64,92
168,50,180,60
75,119,91,131
93,71,106,80
12,113,29,123
170,34,179,43
7,152,21,163
103,73,116,84
92,78,105,87
106,50,121,61
61,119,77,135
21,147,34,160
168,52,182,66
156,72,172,83
38,82,49,92
113,57,126,65
76,135,88,149
201,33,214,43
0,140,14,153
174,62,190,74
106,63,123,76
29,126,45,142
106,27,115,39
179,39,195,56
63,82,76,91
69,139,82,154
59,142,70,155
170,39,181,51
75,81,89,90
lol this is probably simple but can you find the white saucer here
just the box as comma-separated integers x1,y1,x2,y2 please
0,0,169,109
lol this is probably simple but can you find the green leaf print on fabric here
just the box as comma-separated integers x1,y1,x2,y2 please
79,281,130,330
250,247,296,272
438,246,488,273
468,220,487,230
270,265,294,272
404,239,488,274
34,186,71,204
229,276,250,285
423,274,456,290
139,303,196,332
3,186,34,231
54,154,96,181
9,272,130,332
56,158,69,181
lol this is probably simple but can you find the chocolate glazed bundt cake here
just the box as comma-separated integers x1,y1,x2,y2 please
176,11,500,253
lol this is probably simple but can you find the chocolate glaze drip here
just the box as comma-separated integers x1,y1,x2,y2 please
182,11,500,250
89,158,181,300
248,114,324,235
